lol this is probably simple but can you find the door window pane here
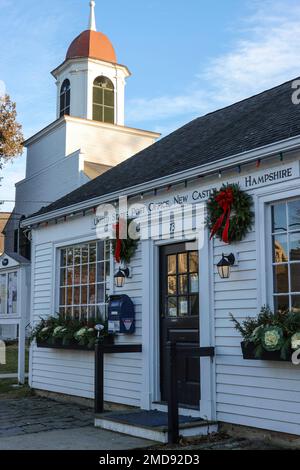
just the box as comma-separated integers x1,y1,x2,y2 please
168,255,176,274
168,276,177,295
178,275,188,294
178,253,188,273
189,252,198,273
190,295,199,316
190,274,199,293
178,296,188,316
168,297,177,317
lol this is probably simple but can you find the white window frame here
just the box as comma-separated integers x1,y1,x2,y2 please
256,182,300,311
55,238,111,321
269,197,300,312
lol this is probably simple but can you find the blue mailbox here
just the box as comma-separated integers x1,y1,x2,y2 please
108,295,135,335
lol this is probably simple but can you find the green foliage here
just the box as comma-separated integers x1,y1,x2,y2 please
230,306,300,359
111,218,139,264
29,313,112,349
206,183,254,243
0,94,23,167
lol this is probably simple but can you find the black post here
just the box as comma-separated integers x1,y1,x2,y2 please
95,340,104,414
166,341,179,444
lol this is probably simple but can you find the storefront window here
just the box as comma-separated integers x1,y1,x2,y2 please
272,198,300,313
0,272,18,315
59,241,110,320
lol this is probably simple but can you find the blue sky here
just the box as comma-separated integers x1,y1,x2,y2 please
1,0,300,212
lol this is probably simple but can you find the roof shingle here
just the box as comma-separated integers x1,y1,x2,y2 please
30,77,300,218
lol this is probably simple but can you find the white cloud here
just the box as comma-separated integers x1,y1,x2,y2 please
128,0,300,127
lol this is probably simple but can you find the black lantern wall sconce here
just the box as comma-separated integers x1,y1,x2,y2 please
114,267,130,288
217,253,235,279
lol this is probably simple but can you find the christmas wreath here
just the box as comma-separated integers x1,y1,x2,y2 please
111,218,139,264
206,183,254,244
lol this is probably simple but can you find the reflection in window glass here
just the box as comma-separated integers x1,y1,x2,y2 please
292,295,300,313
273,235,288,263
189,252,198,273
168,297,177,317
178,253,188,273
168,276,176,295
290,233,300,261
272,199,300,313
190,274,199,293
272,204,287,232
178,275,188,294
291,264,300,293
288,200,300,231
178,296,188,316
164,250,199,318
274,295,289,314
273,265,289,294
168,255,176,275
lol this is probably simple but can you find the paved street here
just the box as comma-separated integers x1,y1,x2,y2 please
0,397,155,450
0,396,288,450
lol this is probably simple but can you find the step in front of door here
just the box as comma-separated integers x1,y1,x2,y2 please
95,410,218,443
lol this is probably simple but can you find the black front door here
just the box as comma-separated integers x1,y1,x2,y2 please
160,243,200,408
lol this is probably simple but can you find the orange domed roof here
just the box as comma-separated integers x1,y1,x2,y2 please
66,30,117,64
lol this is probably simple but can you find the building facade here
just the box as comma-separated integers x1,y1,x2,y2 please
23,77,300,436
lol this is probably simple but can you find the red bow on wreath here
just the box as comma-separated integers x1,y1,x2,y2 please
114,220,123,263
210,188,234,244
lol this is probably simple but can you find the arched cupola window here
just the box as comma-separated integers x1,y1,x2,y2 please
93,76,115,124
60,79,71,117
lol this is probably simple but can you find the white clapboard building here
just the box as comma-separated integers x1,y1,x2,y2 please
18,2,300,442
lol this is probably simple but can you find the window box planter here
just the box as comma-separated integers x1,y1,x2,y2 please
36,335,114,351
241,341,292,362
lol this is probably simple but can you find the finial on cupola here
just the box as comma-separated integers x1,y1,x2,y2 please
88,0,97,31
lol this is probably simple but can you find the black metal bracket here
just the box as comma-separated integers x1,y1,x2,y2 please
95,341,142,414
166,342,215,444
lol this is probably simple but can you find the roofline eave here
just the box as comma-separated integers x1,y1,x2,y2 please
21,133,300,228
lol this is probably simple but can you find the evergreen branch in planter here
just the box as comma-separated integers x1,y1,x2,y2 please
29,313,114,350
230,306,300,361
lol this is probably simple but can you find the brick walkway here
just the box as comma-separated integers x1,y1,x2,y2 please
0,397,93,437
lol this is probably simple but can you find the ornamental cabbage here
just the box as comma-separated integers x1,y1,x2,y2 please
262,327,284,351
291,332,300,350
